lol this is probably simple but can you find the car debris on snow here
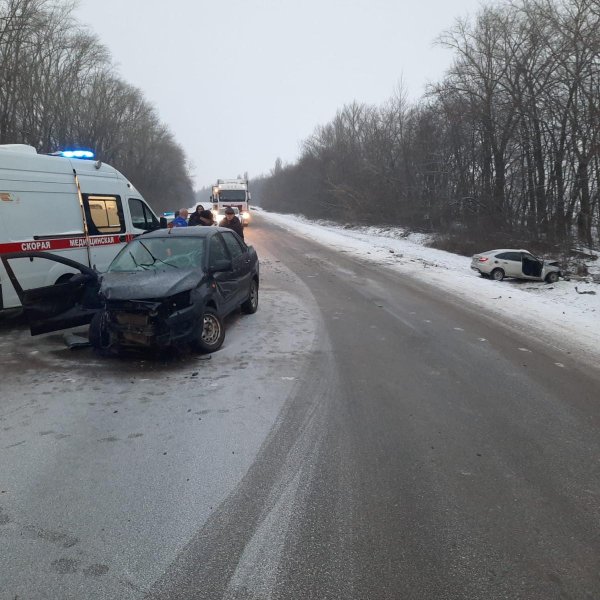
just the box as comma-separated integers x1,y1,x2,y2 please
64,333,91,349
575,287,597,295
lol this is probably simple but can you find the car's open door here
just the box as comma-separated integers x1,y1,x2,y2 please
521,252,543,279
1,252,101,335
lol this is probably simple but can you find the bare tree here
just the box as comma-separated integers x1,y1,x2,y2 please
0,0,194,212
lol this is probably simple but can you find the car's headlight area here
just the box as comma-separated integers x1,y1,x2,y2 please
242,211,250,219
165,291,192,313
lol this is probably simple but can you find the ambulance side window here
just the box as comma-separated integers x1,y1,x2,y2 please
83,195,125,235
128,198,159,231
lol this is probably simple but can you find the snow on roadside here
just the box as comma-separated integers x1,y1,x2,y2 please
260,210,600,364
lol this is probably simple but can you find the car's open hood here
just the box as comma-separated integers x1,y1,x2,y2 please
100,269,205,300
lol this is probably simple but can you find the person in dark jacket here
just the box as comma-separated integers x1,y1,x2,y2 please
219,207,244,239
188,205,204,226
198,209,215,226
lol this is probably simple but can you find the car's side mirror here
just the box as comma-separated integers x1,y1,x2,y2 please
70,272,96,284
160,217,168,229
209,259,233,273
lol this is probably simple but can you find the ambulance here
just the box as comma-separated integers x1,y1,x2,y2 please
0,144,165,310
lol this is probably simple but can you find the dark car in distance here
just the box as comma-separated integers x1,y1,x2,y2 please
1,227,259,354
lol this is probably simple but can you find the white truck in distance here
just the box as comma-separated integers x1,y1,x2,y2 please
211,179,250,226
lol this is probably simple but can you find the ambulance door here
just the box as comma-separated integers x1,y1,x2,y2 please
127,197,160,234
0,155,88,308
81,194,127,272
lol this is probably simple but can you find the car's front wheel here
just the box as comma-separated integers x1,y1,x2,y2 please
241,279,259,314
193,307,225,353
491,268,505,281
89,312,111,353
545,271,559,284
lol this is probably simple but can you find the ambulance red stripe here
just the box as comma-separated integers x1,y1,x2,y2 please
0,233,135,255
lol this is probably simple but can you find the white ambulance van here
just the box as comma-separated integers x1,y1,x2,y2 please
0,144,164,310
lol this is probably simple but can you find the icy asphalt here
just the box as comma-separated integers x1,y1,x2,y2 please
1,214,600,599
0,227,319,599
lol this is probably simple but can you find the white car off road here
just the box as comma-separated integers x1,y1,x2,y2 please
471,249,561,283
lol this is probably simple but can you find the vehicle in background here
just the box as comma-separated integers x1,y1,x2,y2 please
471,249,561,283
0,144,165,310
211,178,251,226
161,211,176,224
1,227,259,354
212,206,243,225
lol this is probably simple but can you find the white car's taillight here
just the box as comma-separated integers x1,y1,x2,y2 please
478,257,489,262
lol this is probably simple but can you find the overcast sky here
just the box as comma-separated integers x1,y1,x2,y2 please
75,0,483,189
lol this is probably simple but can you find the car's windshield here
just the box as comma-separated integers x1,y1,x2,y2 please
217,190,246,202
109,237,206,272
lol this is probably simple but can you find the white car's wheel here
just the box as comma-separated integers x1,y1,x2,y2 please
491,268,504,281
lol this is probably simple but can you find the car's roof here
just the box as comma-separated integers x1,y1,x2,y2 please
141,227,227,239
481,248,529,254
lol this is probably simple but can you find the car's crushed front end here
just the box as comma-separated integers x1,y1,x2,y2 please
541,261,561,280
102,291,202,349
98,269,206,350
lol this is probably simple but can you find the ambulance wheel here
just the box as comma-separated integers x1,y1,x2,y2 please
89,312,111,352
192,307,225,353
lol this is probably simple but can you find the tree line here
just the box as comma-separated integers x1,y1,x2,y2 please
0,0,193,212
259,0,599,254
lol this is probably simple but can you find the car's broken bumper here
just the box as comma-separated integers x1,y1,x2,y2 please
106,301,201,348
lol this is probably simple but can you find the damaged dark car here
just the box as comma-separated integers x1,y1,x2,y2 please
1,228,259,354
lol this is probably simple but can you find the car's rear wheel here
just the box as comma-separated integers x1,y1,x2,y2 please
491,268,504,281
193,307,225,353
545,271,559,283
241,279,259,314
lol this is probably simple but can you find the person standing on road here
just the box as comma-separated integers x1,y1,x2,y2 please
219,207,244,239
171,208,189,227
198,210,215,226
188,205,204,226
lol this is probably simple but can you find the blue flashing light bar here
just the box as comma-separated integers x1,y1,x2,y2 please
61,149,95,159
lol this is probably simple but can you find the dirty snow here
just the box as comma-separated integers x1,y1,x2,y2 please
259,210,600,365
